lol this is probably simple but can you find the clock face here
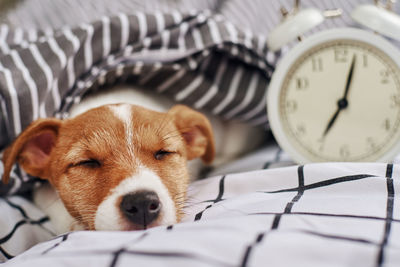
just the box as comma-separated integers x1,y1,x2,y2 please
276,38,400,162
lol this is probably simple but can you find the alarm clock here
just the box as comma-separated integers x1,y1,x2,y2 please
266,1,400,163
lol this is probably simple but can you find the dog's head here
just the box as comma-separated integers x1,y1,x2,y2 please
1,104,214,230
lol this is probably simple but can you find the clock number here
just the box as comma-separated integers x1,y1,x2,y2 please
312,57,323,72
380,69,390,84
390,94,400,108
296,123,306,137
296,77,309,90
334,48,348,63
317,138,325,153
286,100,298,113
366,137,376,151
383,118,391,131
340,145,350,159
363,54,368,67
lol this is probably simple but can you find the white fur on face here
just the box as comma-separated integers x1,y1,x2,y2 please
108,104,134,157
94,167,177,230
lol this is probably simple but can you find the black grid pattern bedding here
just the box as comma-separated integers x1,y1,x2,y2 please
2,159,400,266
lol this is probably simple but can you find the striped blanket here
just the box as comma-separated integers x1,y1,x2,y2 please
0,9,274,195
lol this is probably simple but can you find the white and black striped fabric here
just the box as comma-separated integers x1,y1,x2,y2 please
2,156,400,266
0,10,274,150
0,9,275,195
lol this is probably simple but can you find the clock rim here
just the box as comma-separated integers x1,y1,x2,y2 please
267,27,400,164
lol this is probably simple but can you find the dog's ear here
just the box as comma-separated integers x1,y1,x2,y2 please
168,105,215,164
1,118,62,184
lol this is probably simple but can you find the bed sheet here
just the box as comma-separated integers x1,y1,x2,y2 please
1,144,400,266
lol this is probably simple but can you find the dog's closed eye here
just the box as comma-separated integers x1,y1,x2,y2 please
154,150,174,160
75,159,102,168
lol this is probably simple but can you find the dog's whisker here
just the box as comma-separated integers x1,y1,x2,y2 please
160,131,184,143
160,126,195,142
155,114,174,137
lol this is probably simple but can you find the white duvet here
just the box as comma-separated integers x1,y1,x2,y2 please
1,145,400,267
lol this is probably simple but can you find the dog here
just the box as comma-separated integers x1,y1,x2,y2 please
1,85,264,233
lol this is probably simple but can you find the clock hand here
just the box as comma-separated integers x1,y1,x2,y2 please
342,55,356,99
322,55,356,137
322,99,347,137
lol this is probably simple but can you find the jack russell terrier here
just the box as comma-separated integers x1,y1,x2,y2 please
1,85,264,233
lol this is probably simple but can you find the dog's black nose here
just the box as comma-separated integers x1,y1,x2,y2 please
120,191,161,226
